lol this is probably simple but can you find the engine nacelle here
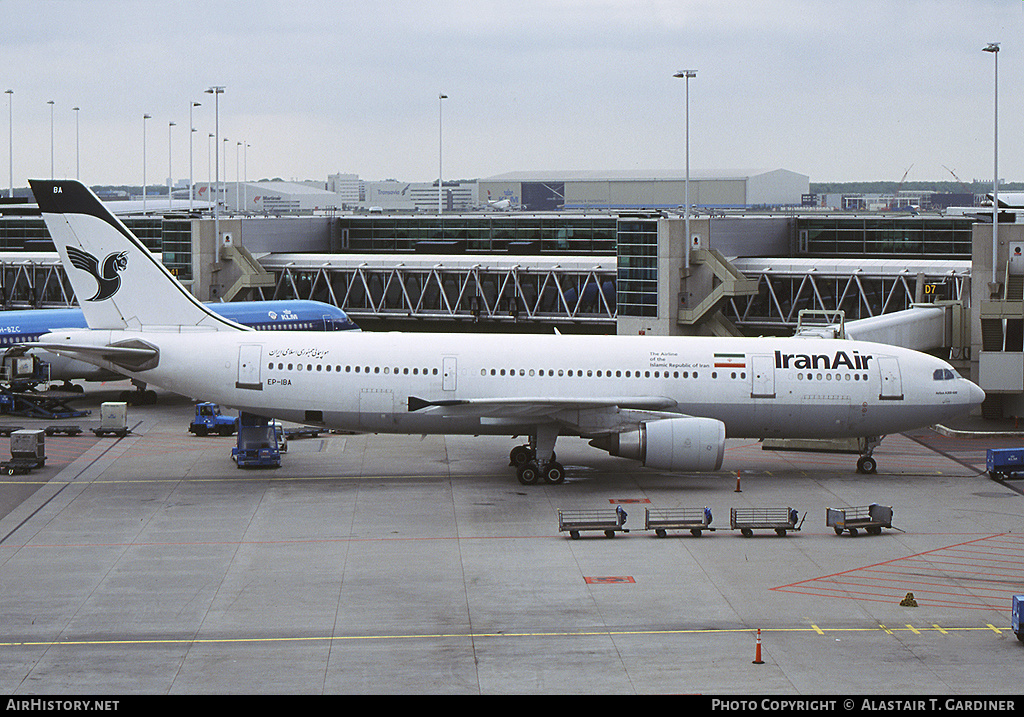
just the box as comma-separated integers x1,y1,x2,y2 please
590,416,726,472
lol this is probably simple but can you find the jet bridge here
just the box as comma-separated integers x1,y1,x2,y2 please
726,257,970,355
793,304,963,354
256,253,618,326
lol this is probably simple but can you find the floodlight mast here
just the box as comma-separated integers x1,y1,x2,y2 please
205,86,225,265
673,70,697,270
983,43,999,287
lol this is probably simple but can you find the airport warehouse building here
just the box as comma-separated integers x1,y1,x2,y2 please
477,169,809,211
193,168,810,214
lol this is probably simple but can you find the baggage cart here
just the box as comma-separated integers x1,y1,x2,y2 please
557,508,629,539
0,457,38,475
92,402,130,437
987,448,1024,479
644,507,716,537
730,507,804,537
2,428,45,475
44,425,82,436
826,503,893,536
1013,595,1024,643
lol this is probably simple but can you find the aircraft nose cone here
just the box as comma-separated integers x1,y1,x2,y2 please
968,380,986,407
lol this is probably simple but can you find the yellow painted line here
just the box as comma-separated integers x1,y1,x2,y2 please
0,624,1011,649
0,473,514,486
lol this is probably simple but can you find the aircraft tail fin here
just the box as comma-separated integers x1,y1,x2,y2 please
30,179,244,332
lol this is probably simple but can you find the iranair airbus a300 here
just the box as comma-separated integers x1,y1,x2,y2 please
29,180,984,484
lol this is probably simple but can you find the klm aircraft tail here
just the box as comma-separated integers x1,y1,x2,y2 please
30,179,244,332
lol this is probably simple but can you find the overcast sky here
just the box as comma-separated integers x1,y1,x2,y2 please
2,0,1023,188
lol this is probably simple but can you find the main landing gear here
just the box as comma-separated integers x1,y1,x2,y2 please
510,425,564,485
120,380,157,406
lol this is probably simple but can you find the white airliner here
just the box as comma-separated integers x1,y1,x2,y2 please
29,179,984,483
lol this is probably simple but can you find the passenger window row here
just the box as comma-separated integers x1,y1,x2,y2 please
268,362,439,376
796,372,870,382
480,368,706,379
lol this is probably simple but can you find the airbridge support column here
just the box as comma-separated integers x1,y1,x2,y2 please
192,216,241,302
616,215,758,337
973,222,1024,418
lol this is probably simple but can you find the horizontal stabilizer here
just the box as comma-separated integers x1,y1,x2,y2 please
34,339,159,372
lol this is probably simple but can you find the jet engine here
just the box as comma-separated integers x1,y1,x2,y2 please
589,416,726,472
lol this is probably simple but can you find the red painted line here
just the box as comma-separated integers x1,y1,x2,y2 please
772,533,1024,610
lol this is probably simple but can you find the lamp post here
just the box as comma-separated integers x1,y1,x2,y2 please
673,69,697,270
47,100,54,179
142,113,151,213
168,121,176,210
72,107,79,180
438,92,447,214
223,137,229,206
190,101,200,211
205,86,225,263
984,43,1000,287
208,133,213,208
236,141,241,212
5,90,12,198
243,142,249,213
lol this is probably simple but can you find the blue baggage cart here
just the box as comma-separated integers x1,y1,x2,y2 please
987,448,1024,479
1013,595,1024,643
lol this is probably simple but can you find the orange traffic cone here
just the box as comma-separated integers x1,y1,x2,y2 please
735,472,742,492
753,628,764,664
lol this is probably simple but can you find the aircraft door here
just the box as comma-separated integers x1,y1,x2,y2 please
236,344,263,391
443,357,457,391
750,354,776,398
877,357,904,400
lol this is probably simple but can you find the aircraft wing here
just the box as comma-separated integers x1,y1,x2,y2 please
408,395,681,434
408,395,676,414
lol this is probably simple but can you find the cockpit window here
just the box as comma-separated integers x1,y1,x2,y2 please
933,368,956,381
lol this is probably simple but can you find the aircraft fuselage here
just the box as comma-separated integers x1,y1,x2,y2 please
43,329,980,440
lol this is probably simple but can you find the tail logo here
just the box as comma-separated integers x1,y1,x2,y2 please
66,246,128,301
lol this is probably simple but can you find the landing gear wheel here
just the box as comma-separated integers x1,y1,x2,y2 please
857,455,877,474
517,461,540,485
509,445,533,467
541,461,565,485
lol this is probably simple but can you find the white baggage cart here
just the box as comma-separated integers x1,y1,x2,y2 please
557,508,629,539
644,507,716,537
730,507,804,537
826,504,893,536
